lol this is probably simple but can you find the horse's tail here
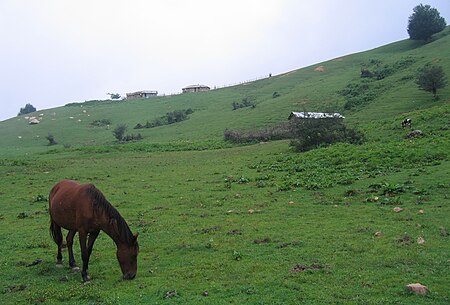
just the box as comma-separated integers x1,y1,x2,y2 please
49,220,63,245
48,184,63,245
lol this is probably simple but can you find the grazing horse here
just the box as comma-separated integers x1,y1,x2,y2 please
49,180,139,282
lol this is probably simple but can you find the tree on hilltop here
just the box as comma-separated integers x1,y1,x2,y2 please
407,4,446,41
18,103,37,116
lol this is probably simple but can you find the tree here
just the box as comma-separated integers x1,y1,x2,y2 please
289,116,364,152
107,93,121,100
416,65,447,99
113,124,127,141
18,103,37,116
407,4,446,41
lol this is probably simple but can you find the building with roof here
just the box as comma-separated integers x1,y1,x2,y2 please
182,84,210,93
126,90,158,100
288,112,345,120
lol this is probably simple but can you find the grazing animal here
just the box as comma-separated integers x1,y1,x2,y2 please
49,180,139,282
401,118,412,128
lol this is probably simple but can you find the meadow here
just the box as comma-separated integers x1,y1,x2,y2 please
0,28,449,304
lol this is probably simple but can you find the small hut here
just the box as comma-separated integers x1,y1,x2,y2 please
182,84,210,93
288,112,345,120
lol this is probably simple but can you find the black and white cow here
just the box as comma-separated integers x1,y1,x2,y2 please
401,118,412,128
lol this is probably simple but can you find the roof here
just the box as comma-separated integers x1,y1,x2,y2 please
126,90,157,95
288,112,345,119
182,84,210,89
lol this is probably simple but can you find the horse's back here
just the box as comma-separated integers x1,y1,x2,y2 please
49,180,95,231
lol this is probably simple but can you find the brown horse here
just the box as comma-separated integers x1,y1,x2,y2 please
49,180,139,282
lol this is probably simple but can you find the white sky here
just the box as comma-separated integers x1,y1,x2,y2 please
1,0,449,121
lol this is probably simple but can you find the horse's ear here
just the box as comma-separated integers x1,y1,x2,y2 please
133,232,139,240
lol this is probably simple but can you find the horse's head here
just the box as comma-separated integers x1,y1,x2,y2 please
116,232,139,280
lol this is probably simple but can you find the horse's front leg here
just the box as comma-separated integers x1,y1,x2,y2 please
87,230,100,258
78,231,90,282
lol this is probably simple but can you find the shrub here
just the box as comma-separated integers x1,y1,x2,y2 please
91,119,111,127
289,117,364,152
45,133,57,146
134,109,193,129
224,123,292,144
232,97,256,110
113,124,127,141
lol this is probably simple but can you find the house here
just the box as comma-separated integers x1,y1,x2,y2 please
126,90,158,100
288,112,345,120
182,84,210,93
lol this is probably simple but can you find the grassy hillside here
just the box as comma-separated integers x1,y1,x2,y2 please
1,27,449,156
0,28,449,304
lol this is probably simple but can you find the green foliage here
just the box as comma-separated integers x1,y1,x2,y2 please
107,93,121,100
90,119,111,127
113,123,127,141
0,30,449,303
134,109,193,129
289,117,364,152
416,64,447,98
408,4,447,41
224,123,292,144
232,97,256,110
17,103,36,116
45,133,57,146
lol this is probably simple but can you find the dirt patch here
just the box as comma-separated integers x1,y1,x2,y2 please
290,263,323,273
227,229,243,235
253,238,271,244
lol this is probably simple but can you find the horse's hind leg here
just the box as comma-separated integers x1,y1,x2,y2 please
50,221,63,266
66,230,80,272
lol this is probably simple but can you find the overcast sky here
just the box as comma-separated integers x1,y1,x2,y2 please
1,0,449,121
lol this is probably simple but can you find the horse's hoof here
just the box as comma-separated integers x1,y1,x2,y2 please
82,275,91,283
56,263,63,268
71,266,80,273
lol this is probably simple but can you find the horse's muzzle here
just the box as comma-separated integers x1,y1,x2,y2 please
123,273,136,280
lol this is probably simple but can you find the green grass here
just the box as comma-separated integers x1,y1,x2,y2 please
0,28,449,304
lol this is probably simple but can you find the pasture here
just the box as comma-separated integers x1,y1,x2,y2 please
1,137,449,304
0,27,449,304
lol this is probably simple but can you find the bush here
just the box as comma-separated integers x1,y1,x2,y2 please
289,117,364,152
113,124,127,141
224,123,292,144
134,109,193,129
232,97,256,110
45,133,57,146
91,119,111,127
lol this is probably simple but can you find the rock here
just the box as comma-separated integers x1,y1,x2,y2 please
29,118,40,125
165,290,177,299
417,237,425,244
374,231,383,237
418,209,424,214
406,283,428,295
406,130,424,139
393,207,403,213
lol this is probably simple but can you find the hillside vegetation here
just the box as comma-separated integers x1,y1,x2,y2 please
0,28,449,304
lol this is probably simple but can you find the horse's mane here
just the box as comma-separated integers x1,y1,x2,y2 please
85,184,134,245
